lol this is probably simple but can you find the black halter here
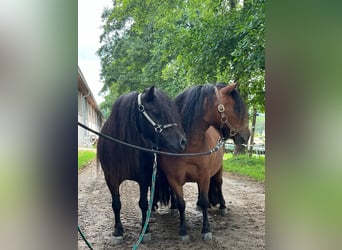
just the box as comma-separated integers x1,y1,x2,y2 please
137,93,179,150
137,93,179,134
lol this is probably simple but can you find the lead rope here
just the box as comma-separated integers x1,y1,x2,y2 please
78,122,224,157
78,225,94,249
132,152,158,250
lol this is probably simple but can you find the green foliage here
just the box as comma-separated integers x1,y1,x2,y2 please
98,0,265,118
78,150,96,170
223,154,265,181
254,114,265,135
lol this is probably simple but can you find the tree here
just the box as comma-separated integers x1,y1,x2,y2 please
97,0,265,138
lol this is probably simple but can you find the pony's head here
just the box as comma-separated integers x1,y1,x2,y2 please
174,83,249,144
215,82,250,144
138,86,186,152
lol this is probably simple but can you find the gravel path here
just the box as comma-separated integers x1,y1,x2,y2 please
78,160,265,249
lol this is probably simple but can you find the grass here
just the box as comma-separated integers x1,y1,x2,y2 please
77,149,265,180
78,149,96,170
222,153,265,181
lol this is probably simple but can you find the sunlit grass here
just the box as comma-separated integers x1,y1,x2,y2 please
223,153,265,181
78,149,96,170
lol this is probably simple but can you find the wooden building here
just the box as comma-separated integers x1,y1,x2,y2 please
78,66,104,147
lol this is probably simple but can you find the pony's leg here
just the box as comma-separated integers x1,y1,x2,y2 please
105,178,124,244
198,192,212,240
196,183,210,211
104,173,123,244
197,179,212,240
169,184,188,240
214,168,227,215
176,194,188,240
196,183,201,211
170,189,178,217
111,192,124,238
138,181,151,241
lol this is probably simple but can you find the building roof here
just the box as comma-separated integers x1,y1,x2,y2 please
78,66,104,119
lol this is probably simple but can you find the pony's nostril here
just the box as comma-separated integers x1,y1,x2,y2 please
180,137,187,147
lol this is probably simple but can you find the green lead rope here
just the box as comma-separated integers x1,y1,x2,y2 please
132,153,158,250
78,225,94,250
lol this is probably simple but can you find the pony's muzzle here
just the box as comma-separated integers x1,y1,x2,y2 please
180,137,187,151
240,130,251,145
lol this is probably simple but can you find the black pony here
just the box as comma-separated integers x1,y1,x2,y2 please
97,86,186,244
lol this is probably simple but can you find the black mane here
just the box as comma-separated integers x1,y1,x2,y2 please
97,91,142,183
175,84,216,136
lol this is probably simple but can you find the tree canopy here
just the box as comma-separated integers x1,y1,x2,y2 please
98,0,265,118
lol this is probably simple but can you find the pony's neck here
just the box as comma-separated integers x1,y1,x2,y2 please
187,119,211,147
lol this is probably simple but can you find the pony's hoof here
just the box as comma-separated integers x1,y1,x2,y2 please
142,232,151,242
202,232,212,241
110,236,123,245
170,209,178,217
179,234,190,242
220,208,227,216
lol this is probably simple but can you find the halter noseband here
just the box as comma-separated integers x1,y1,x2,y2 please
215,87,238,137
137,93,178,134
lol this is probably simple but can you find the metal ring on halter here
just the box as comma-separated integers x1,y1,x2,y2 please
154,125,163,133
138,104,145,112
217,104,225,113
230,128,238,136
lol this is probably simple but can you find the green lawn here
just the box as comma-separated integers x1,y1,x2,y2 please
223,153,265,181
78,149,96,170
77,149,264,180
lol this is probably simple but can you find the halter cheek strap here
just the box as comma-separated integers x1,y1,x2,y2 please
137,93,178,133
215,88,238,137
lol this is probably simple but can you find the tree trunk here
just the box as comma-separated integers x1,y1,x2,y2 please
248,108,257,157
229,0,237,9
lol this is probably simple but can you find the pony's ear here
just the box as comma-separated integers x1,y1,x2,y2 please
221,82,238,95
145,86,155,102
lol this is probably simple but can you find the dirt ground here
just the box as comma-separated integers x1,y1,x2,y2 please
78,160,265,249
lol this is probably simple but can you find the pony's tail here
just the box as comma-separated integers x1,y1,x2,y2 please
153,166,171,208
208,176,220,207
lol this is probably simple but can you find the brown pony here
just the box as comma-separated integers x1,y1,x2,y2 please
158,83,250,240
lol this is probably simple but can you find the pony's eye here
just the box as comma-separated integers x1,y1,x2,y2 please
146,107,162,120
234,104,239,114
153,112,162,120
